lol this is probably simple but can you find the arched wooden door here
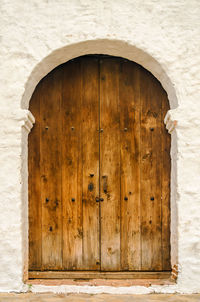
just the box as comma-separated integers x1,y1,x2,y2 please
29,55,171,279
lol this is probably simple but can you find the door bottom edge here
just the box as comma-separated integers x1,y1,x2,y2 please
28,270,174,283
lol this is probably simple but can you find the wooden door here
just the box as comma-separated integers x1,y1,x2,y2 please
29,55,171,277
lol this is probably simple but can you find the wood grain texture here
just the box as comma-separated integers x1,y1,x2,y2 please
28,83,42,270
81,57,100,270
140,69,163,271
29,270,171,279
100,58,121,271
119,61,141,270
62,60,83,270
40,68,63,270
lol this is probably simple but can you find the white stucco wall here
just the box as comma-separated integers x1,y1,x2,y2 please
0,0,200,294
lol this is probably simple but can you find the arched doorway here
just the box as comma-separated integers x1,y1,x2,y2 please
28,55,171,279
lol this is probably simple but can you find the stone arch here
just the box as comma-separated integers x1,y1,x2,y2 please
21,39,178,110
21,39,178,284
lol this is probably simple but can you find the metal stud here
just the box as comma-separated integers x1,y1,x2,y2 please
124,197,128,201
150,128,154,131
124,128,128,132
88,183,94,192
45,198,49,202
100,198,104,202
49,226,53,232
100,129,103,132
71,127,75,131
71,198,75,202
90,173,94,177
45,126,49,130
150,197,154,201
96,197,100,202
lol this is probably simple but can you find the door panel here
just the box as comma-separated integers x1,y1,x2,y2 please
40,68,63,270
119,61,141,270
29,84,42,270
29,55,171,274
62,60,83,270
100,58,121,271
62,58,100,270
140,69,163,270
81,58,100,270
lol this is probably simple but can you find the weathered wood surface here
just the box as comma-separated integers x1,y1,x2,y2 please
29,83,42,270
100,58,121,271
62,60,83,270
40,68,63,270
29,55,171,275
29,271,171,279
81,58,100,270
119,61,141,270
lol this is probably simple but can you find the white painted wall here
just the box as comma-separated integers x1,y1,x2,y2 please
0,0,200,294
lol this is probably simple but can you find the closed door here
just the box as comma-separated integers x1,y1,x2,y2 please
29,55,171,274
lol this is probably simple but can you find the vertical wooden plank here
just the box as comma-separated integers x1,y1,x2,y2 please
40,68,63,270
28,85,42,270
119,61,141,271
100,58,121,271
81,57,100,270
161,90,171,270
140,69,162,271
62,60,83,270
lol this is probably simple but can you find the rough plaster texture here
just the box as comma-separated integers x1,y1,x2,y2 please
0,0,200,294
